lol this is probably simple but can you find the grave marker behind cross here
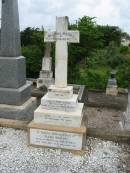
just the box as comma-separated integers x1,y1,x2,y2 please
44,16,79,88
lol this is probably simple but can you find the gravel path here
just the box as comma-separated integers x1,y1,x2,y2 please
0,127,129,173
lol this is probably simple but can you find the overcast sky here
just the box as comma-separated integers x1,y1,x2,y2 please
2,0,130,34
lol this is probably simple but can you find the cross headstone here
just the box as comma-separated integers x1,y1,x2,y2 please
29,16,87,152
44,16,79,88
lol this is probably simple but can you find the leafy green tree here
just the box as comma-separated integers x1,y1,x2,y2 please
22,45,43,78
105,42,124,68
98,25,122,46
21,27,44,77
21,27,44,49
20,16,130,89
117,64,130,88
68,16,103,83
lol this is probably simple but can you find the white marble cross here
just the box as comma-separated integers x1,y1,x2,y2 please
44,16,79,88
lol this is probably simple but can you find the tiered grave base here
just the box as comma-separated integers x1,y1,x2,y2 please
28,85,87,152
106,85,118,96
121,110,130,130
37,70,54,89
106,78,118,96
28,120,87,152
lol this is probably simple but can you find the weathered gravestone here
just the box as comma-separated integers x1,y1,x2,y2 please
121,86,130,130
0,0,37,120
37,43,54,88
28,17,87,152
106,71,118,96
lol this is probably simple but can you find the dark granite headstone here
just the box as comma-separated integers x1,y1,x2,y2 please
1,0,21,57
0,0,31,105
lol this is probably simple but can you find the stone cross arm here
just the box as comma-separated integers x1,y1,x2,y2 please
44,17,80,88
44,31,80,43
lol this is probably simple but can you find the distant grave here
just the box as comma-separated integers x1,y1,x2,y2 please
106,71,118,96
37,43,54,88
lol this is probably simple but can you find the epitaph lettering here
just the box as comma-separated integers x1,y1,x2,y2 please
44,31,79,43
30,129,83,150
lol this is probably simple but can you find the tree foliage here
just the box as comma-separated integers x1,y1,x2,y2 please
97,25,122,46
21,16,130,89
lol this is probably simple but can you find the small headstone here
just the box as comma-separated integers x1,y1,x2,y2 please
106,71,118,96
28,17,87,153
37,43,54,88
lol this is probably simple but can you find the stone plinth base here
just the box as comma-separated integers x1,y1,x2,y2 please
121,112,130,130
106,86,118,96
34,103,84,127
0,97,37,121
28,121,87,151
29,82,86,152
40,71,53,78
48,85,73,99
0,81,32,105
37,78,54,89
0,56,26,88
37,70,54,89
41,93,78,111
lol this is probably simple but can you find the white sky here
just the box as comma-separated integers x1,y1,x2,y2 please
1,0,130,34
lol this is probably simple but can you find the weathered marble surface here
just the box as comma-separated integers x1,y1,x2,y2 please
44,31,79,43
106,78,118,96
37,43,54,88
30,128,83,150
37,78,54,89
122,87,130,130
41,94,78,111
42,57,52,71
44,17,79,88
29,17,86,151
34,103,83,127
48,85,73,99
44,43,51,58
106,86,118,96
40,71,53,78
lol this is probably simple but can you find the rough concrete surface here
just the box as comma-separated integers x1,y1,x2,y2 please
86,107,122,130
